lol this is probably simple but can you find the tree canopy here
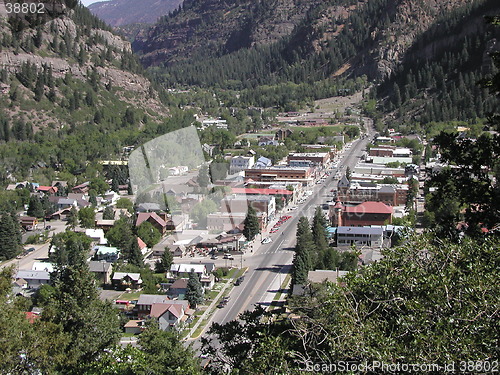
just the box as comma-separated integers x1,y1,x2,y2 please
242,205,260,241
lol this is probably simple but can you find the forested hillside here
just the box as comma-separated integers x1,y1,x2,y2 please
379,1,500,129
132,0,500,131
88,0,184,27
0,3,195,191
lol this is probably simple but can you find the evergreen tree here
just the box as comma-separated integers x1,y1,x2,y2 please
78,206,95,228
242,205,260,241
138,319,202,374
185,269,203,308
111,178,119,193
102,205,114,220
34,73,45,102
292,217,315,286
44,233,121,372
137,221,161,248
106,216,133,252
0,212,21,260
66,206,79,230
312,206,328,252
27,195,44,218
155,248,173,273
292,250,308,286
197,164,210,189
128,237,144,268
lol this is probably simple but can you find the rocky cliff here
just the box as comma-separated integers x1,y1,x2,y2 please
132,0,495,81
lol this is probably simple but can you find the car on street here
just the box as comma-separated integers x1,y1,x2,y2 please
210,255,218,260
261,237,272,244
223,254,234,260
235,276,244,286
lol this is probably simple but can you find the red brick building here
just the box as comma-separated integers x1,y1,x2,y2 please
329,201,393,227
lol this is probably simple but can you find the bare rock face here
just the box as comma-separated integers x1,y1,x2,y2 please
371,0,472,79
133,0,484,81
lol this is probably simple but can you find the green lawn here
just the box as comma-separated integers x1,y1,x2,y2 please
117,291,143,301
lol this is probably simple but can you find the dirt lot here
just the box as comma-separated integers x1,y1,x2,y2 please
312,89,367,115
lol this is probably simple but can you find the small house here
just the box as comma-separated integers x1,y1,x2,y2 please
112,272,142,290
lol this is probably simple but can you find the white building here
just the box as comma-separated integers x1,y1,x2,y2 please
336,226,384,247
202,119,228,130
230,156,255,174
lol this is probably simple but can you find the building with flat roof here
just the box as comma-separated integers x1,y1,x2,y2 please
287,152,330,166
245,166,313,186
337,181,408,206
354,163,406,177
336,226,384,247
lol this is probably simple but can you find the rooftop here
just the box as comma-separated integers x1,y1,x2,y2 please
337,226,384,235
345,201,393,215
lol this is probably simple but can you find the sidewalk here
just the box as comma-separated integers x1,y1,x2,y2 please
184,276,235,340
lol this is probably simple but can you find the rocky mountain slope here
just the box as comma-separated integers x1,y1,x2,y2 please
0,4,167,131
88,0,183,27
133,0,499,81
0,4,174,180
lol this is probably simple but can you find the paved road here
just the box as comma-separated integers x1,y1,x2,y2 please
189,118,376,354
1,220,69,272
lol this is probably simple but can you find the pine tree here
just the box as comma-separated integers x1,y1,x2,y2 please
128,237,144,268
197,164,210,189
292,217,315,286
0,212,21,260
46,232,120,372
34,73,45,102
243,205,260,241
292,251,308,286
27,195,44,218
312,206,328,252
111,178,119,193
161,248,173,272
66,206,79,230
185,270,204,308
102,205,114,220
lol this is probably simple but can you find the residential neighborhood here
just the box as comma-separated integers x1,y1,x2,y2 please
1,116,432,347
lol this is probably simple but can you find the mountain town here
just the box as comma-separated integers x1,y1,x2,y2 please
0,0,498,374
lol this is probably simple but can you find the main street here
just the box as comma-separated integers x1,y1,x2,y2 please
189,118,376,352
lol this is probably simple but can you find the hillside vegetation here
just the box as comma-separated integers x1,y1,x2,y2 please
0,4,195,186
133,0,500,132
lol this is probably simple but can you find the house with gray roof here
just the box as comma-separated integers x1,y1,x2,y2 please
15,270,51,289
88,261,113,284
